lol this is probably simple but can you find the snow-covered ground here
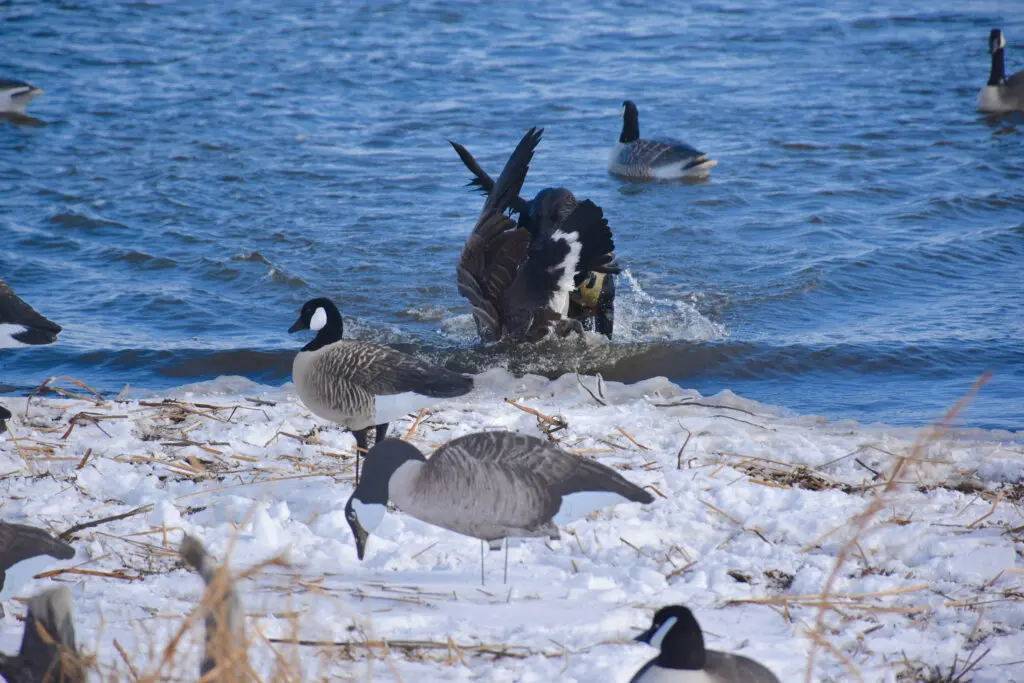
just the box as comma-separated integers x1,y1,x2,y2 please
1,371,1022,682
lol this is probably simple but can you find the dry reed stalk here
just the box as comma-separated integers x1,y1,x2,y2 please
801,372,991,683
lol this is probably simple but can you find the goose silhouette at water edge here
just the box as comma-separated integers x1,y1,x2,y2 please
289,297,473,477
344,431,654,582
631,605,781,683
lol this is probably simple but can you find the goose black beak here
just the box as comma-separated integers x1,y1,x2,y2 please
288,317,305,334
634,626,656,644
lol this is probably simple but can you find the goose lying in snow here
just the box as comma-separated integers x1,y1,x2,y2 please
451,128,621,341
0,587,84,683
978,29,1024,113
1,279,62,434
180,535,247,679
344,432,654,580
609,101,717,180
289,297,473,460
0,521,76,618
0,79,44,116
632,605,781,683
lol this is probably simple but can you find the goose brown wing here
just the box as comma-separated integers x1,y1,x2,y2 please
705,650,782,683
0,522,75,585
316,343,472,399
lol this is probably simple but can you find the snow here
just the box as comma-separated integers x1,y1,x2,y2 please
1,370,1022,681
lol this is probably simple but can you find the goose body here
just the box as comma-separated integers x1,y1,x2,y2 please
610,101,717,180
978,29,1024,113
0,79,44,116
632,605,780,683
0,587,83,683
452,129,620,342
344,432,654,560
0,280,62,349
0,522,75,617
289,298,472,452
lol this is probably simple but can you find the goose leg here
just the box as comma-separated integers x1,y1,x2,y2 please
353,428,371,485
503,540,509,585
375,423,389,444
480,540,485,586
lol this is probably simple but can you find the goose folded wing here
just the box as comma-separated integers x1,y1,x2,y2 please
648,138,708,165
705,651,781,683
0,282,61,334
337,344,471,399
0,522,75,574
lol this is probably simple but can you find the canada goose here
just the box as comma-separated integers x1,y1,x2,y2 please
180,535,247,679
0,280,62,349
0,587,85,683
451,129,620,342
288,297,473,467
632,605,780,683
0,79,44,116
610,101,717,180
978,29,1024,113
0,404,11,434
0,521,75,618
344,432,654,581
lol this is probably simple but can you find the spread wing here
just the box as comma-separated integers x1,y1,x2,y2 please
455,128,543,342
0,522,75,579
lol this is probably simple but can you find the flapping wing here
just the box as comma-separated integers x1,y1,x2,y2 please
0,522,75,575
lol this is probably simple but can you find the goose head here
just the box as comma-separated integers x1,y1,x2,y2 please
990,28,1005,54
520,187,577,241
635,604,707,670
345,439,427,560
620,100,640,144
288,297,343,350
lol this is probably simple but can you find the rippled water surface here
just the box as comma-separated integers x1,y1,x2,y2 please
2,0,1022,428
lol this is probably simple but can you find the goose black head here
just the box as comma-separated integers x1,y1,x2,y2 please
345,439,427,560
635,604,706,670
620,100,640,144
288,297,343,351
520,187,577,240
990,29,1005,55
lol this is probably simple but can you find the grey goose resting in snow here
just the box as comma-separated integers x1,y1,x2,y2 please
0,587,85,683
0,279,62,433
344,432,654,580
978,29,1024,113
632,605,780,683
0,79,44,116
451,128,620,341
180,535,248,679
0,521,75,618
610,101,717,180
289,297,473,466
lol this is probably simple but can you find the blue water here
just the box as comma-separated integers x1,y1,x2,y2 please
2,0,1022,430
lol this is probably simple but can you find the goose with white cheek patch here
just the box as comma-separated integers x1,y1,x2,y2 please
452,128,620,342
288,297,473,468
1,279,63,432
632,605,780,683
610,101,717,181
0,79,44,116
0,521,76,619
344,432,654,582
978,29,1024,113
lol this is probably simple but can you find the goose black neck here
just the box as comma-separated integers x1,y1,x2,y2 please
989,48,1006,86
656,623,706,670
302,314,343,352
353,439,427,503
620,109,640,144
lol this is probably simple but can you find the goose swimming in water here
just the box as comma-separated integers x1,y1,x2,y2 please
0,79,44,116
978,29,1024,113
631,605,781,683
344,432,654,580
0,521,75,618
1,279,62,433
609,101,717,180
451,129,620,341
289,297,473,463
0,587,84,683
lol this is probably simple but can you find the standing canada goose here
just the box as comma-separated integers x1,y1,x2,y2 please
180,536,247,679
0,587,85,683
978,29,1024,113
631,605,781,683
344,432,654,581
289,297,473,462
0,79,44,116
0,279,62,433
451,129,620,342
610,101,717,180
0,521,76,618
